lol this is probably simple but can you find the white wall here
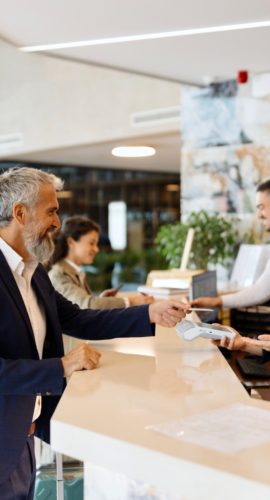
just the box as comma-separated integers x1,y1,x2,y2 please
0,38,180,159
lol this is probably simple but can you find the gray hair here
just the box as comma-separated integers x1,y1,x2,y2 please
0,166,64,228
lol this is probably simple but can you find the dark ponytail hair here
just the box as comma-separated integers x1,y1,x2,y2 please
51,215,100,265
257,178,270,194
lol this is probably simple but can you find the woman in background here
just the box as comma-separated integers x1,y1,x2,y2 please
49,215,153,309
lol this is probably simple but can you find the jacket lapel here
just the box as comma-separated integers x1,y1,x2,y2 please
83,275,91,293
31,265,63,356
0,250,35,340
59,259,91,292
59,260,81,284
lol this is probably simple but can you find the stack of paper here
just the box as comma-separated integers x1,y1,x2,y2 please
137,286,184,298
152,278,189,290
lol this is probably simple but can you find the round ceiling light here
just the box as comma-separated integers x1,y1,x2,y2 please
111,146,156,158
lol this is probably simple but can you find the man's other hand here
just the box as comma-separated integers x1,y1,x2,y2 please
148,301,190,327
61,342,101,378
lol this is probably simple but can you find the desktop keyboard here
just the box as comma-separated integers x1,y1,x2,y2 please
236,358,270,378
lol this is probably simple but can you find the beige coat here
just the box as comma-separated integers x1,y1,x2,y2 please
49,260,125,309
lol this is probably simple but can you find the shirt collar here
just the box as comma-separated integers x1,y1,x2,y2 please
65,259,83,275
0,237,37,277
65,258,82,275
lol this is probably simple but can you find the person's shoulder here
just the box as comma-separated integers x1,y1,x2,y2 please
49,261,78,289
49,260,69,276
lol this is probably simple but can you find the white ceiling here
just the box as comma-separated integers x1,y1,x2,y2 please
1,0,270,83
1,0,270,169
11,132,181,173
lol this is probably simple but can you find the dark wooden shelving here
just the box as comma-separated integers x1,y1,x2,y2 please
0,162,180,249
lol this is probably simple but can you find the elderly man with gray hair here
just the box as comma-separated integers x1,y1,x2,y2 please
0,166,189,499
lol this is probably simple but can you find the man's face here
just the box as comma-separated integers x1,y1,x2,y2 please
23,184,61,262
256,190,270,231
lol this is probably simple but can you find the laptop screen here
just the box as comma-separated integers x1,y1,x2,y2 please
191,271,218,323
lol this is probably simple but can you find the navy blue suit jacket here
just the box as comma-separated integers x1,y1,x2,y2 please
0,251,154,483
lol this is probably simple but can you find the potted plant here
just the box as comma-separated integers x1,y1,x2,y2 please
155,210,238,270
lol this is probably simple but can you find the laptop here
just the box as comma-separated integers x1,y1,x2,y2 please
190,271,218,323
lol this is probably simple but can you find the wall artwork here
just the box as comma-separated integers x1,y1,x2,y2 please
181,80,250,149
181,81,270,221
181,145,270,215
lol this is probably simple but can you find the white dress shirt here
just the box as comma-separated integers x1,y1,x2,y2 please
0,237,46,421
222,258,270,308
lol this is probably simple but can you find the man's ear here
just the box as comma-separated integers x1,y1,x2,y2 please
13,203,27,226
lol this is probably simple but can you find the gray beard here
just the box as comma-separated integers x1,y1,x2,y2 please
24,230,55,263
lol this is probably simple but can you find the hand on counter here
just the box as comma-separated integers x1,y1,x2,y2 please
61,342,101,378
129,294,154,306
100,290,153,306
148,300,190,327
191,296,222,308
100,288,118,297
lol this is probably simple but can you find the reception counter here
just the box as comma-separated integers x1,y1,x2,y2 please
51,321,270,499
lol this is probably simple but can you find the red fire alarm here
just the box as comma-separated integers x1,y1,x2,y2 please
237,70,248,84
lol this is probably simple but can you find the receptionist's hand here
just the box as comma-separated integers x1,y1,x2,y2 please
191,296,222,308
211,326,246,351
247,334,270,352
212,327,264,356
148,300,190,327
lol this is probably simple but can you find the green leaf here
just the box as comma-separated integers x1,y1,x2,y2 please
155,210,240,270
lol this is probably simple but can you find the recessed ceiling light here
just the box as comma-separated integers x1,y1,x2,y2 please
19,20,270,52
112,146,156,158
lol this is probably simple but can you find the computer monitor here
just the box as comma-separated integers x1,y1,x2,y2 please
190,271,218,323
